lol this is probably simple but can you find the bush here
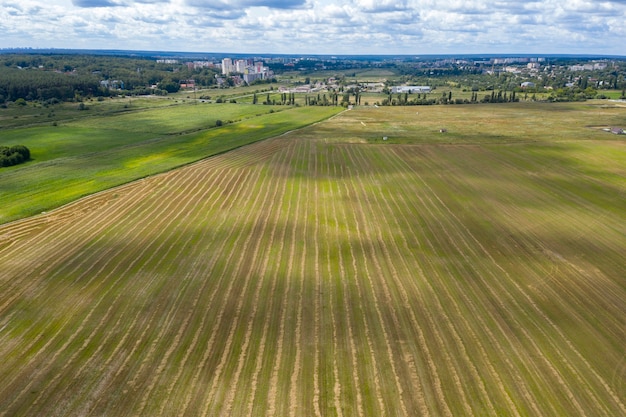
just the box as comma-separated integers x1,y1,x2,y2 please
0,145,31,167
10,145,30,160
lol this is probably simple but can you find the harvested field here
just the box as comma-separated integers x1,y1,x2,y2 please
0,104,624,416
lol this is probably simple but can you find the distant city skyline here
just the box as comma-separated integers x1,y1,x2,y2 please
1,0,625,56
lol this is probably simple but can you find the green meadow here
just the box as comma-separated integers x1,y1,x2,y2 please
0,101,341,224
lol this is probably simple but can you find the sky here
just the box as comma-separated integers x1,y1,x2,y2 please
1,0,625,56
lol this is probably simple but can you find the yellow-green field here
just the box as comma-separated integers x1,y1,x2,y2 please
0,103,624,416
0,103,340,224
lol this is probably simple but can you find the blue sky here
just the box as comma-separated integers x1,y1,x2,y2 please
1,0,625,55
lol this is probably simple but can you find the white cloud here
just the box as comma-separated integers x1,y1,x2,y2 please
353,0,408,13
185,0,307,10
0,0,625,54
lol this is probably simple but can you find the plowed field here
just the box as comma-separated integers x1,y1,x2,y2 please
1,104,624,416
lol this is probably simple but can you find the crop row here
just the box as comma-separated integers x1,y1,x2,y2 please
0,116,624,415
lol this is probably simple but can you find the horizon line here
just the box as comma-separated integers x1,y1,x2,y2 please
1,47,625,60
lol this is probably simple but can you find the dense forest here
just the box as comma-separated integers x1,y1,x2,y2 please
0,54,219,103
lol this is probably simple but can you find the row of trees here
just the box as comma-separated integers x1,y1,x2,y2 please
300,90,521,107
252,92,297,105
0,145,30,167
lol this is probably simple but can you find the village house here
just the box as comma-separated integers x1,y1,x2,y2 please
179,79,195,89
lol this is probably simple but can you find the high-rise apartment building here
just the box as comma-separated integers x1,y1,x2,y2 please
221,58,233,75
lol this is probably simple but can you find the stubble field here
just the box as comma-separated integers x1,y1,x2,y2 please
0,103,624,416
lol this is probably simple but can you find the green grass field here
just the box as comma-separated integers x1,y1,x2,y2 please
0,102,341,224
0,101,624,416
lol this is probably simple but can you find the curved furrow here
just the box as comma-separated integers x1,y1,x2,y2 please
174,166,263,416
404,145,626,414
392,146,606,415
143,166,243,415
1,165,199,416
378,147,546,416
221,140,294,415
286,138,312,417
0,180,159,389
256,140,301,416
85,167,248,415
422,144,624,335
199,158,278,416
363,145,528,415
330,155,378,417
331,144,409,416
0,170,185,410
0,178,156,318
390,145,571,414
312,142,322,417
133,164,240,415
29,159,213,415
328,158,363,415
346,145,458,416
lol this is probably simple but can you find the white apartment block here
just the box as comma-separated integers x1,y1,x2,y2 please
235,59,249,73
221,58,234,75
220,57,273,83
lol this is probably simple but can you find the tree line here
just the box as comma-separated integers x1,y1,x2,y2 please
0,54,219,104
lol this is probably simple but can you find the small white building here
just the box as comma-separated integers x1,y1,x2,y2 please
521,82,536,89
391,86,431,94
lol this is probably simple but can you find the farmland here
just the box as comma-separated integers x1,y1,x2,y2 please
0,100,341,224
0,102,625,416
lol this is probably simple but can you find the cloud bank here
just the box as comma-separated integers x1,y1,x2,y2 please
1,0,625,54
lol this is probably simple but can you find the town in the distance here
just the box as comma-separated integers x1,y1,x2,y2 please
156,54,624,96
1,50,625,109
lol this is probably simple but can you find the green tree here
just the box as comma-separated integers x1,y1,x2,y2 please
157,79,180,93
580,77,588,89
0,145,30,167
